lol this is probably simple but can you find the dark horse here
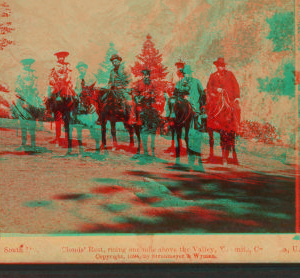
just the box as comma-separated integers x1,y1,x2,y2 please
94,88,140,155
71,80,100,155
45,89,76,155
168,89,194,164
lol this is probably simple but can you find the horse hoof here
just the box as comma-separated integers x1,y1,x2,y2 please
65,151,72,156
232,158,239,165
132,154,140,159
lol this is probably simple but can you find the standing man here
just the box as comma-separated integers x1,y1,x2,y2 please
108,54,133,124
13,58,43,151
48,51,75,154
206,57,241,165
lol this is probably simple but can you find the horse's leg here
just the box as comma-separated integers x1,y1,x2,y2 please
76,126,84,157
232,132,239,165
111,121,117,150
133,125,141,157
63,111,72,155
150,132,156,157
90,126,100,153
220,129,229,165
185,121,194,166
208,128,215,161
125,123,135,147
175,127,182,164
101,119,107,151
141,132,149,155
170,127,175,149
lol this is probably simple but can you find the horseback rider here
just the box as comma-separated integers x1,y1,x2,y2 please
107,54,133,124
74,61,97,116
206,57,241,164
74,61,99,156
75,61,97,95
132,68,161,157
48,51,76,154
12,58,43,151
168,65,205,127
162,60,185,119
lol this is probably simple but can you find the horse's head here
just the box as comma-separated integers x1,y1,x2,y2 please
81,81,96,97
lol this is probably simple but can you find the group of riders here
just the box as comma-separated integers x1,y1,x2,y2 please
11,51,241,166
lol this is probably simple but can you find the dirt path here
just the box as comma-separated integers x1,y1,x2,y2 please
0,119,297,234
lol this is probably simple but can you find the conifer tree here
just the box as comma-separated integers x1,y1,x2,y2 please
0,1,15,51
131,34,169,113
94,42,118,87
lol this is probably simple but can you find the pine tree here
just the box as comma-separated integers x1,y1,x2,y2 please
131,34,169,113
0,1,15,51
94,42,118,87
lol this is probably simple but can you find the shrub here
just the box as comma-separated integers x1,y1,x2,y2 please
239,120,278,144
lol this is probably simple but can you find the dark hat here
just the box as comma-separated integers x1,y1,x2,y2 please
54,51,69,58
110,54,122,62
20,58,35,66
213,57,226,66
175,60,185,69
182,65,193,74
76,61,88,70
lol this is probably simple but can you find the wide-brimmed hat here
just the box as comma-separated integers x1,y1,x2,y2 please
20,58,35,66
76,61,88,70
54,51,69,58
110,54,122,62
213,57,226,67
182,65,193,74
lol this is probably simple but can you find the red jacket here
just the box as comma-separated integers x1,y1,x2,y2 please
206,70,241,132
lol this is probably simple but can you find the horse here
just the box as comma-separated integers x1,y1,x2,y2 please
168,89,194,164
95,87,141,155
71,80,101,156
133,92,161,160
206,90,240,165
45,88,77,155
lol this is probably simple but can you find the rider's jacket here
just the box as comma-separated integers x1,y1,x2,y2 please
75,72,96,96
175,77,205,114
206,69,240,132
108,65,131,96
13,68,43,120
49,62,74,97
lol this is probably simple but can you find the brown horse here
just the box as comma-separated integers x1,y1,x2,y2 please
168,89,194,164
93,87,141,155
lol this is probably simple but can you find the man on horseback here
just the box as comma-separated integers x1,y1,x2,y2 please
48,51,76,155
132,68,162,157
107,54,133,124
169,65,205,127
206,57,241,165
75,61,97,94
73,61,99,156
